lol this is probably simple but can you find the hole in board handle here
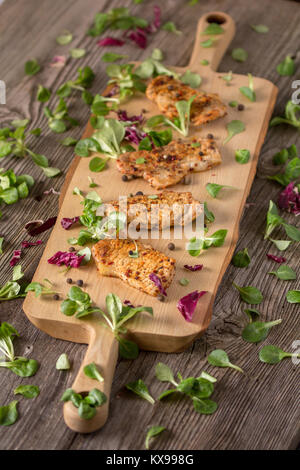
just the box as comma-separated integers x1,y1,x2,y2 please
206,14,227,25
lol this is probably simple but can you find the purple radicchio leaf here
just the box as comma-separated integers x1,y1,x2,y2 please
145,5,161,33
126,28,148,49
61,216,79,230
149,273,167,296
47,251,85,268
184,264,203,272
123,299,135,308
97,37,125,47
10,250,22,267
21,240,43,249
266,254,286,263
177,290,207,322
117,110,144,123
27,217,57,236
278,182,300,216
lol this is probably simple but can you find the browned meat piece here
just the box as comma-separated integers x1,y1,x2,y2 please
116,137,221,189
146,75,227,125
92,239,175,296
104,191,202,229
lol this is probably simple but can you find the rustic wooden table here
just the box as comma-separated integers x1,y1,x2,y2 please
0,0,299,450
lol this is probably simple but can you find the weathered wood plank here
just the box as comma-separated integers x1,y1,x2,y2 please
0,0,299,450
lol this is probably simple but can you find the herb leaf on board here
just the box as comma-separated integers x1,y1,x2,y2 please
207,349,243,373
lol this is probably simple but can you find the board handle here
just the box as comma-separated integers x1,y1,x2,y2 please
63,323,119,433
188,11,235,72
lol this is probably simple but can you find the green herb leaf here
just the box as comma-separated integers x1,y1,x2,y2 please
102,52,128,62
61,137,78,147
89,157,107,172
180,70,202,88
56,30,73,45
0,237,4,255
270,239,292,251
270,100,300,129
207,349,243,373
200,39,214,48
56,353,71,370
145,426,165,450
42,167,61,178
250,24,269,33
25,59,41,76
229,100,238,107
269,265,296,280
233,283,263,304
224,120,245,144
155,362,177,386
126,379,155,404
37,85,51,102
239,74,256,102
205,182,234,198
286,290,300,303
0,401,18,426
200,59,209,66
231,48,248,62
70,48,86,59
162,21,182,35
203,23,224,35
244,308,260,323
276,55,295,76
235,148,250,164
192,397,218,415
232,248,251,268
220,71,233,85
179,278,189,286
242,319,282,343
14,385,40,399
83,362,104,382
12,265,24,281
118,337,139,359
259,345,299,364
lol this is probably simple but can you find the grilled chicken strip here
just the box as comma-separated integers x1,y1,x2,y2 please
116,137,221,189
92,239,175,296
104,191,202,230
146,75,227,125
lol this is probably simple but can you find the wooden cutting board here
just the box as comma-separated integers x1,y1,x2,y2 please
23,11,278,434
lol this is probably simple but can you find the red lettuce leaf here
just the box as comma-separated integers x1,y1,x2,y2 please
126,28,148,49
10,250,22,267
177,290,207,322
21,240,43,249
27,217,57,236
278,182,300,215
266,254,286,263
48,251,85,268
149,273,167,296
61,216,79,230
145,5,161,33
184,264,203,272
117,110,143,123
97,37,125,47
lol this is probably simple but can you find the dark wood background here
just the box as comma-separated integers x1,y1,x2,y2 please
0,0,299,450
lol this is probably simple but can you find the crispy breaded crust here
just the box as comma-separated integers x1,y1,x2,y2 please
116,137,221,189
146,75,227,125
92,239,176,296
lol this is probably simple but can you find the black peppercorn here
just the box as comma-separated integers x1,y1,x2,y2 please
53,294,59,300
76,280,83,287
136,191,143,195
168,242,175,251
122,175,128,182
237,104,245,111
157,294,165,302
69,247,75,252
66,278,73,284
207,133,214,139
128,250,133,256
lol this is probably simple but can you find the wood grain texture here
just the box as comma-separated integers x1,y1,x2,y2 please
22,9,278,433
0,0,299,450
